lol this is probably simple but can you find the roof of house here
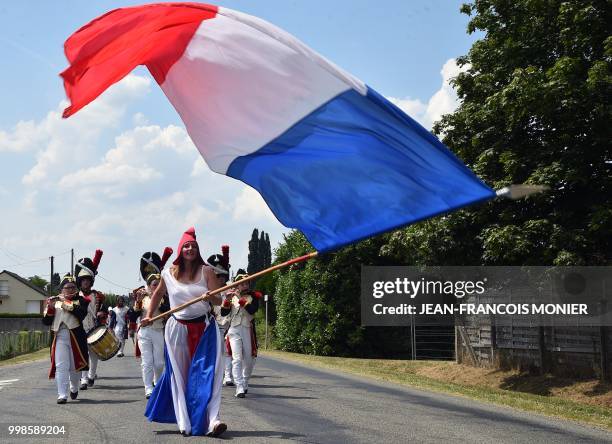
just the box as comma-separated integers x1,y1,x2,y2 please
0,270,47,297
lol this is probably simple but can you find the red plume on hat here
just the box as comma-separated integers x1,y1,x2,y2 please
161,247,173,268
221,245,230,271
92,249,103,271
173,227,203,265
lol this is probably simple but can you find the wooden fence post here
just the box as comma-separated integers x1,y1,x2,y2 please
600,326,609,382
538,326,546,375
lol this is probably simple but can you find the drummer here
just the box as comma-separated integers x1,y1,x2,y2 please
42,274,90,404
75,251,106,390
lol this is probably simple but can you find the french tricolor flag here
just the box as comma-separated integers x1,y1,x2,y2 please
62,2,495,252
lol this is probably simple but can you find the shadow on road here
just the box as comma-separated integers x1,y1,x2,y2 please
249,393,316,400
75,398,140,405
246,383,296,389
222,430,305,440
96,376,141,380
92,384,143,390
153,429,305,440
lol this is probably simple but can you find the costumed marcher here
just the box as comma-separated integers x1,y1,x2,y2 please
42,274,89,404
207,246,233,386
109,296,129,357
220,269,261,398
129,248,172,399
128,318,138,346
75,250,106,390
127,293,142,358
140,227,227,437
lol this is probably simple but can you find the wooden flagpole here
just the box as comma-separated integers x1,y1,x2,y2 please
147,251,318,323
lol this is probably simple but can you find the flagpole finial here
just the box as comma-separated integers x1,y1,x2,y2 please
496,184,549,200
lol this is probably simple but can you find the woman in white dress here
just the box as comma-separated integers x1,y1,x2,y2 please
141,227,226,437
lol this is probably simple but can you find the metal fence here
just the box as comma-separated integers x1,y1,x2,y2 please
409,321,455,360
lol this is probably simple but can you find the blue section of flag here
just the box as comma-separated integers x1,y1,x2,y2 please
145,347,177,424
145,321,217,435
227,86,495,252
186,320,217,436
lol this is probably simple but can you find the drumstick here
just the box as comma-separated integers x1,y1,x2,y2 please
146,252,318,323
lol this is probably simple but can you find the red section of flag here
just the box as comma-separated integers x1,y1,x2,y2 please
185,321,206,359
61,2,218,118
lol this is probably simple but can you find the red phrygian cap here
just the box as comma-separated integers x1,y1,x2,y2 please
160,247,173,268
173,227,204,265
92,249,103,270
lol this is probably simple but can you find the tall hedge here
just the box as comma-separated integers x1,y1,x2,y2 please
273,231,412,357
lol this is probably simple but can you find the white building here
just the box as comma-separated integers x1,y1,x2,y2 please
0,270,48,314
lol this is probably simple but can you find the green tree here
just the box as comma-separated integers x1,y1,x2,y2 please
386,0,611,266
50,273,61,294
247,228,260,275
273,231,412,357
248,228,272,276
103,293,120,307
258,230,272,270
264,233,272,268
27,275,48,292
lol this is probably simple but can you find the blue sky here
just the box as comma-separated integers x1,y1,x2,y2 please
0,1,480,293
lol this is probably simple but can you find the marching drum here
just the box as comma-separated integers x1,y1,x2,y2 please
87,326,120,360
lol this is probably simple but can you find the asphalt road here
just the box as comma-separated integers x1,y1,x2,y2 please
0,341,610,443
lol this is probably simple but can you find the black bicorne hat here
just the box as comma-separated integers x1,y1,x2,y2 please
234,268,249,282
75,249,103,288
206,254,230,275
140,247,173,283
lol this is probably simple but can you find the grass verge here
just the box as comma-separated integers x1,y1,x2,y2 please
0,348,49,368
261,350,612,430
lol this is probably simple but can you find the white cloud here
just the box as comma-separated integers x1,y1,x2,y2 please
0,120,40,152
191,157,208,177
387,97,427,120
232,186,277,223
57,124,196,199
388,58,467,129
132,112,148,126
15,74,151,187
22,190,38,213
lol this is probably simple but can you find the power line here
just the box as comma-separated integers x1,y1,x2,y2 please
0,246,27,262
0,248,72,269
1,256,49,267
95,273,134,291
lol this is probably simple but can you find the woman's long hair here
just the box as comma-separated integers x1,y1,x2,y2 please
171,245,204,282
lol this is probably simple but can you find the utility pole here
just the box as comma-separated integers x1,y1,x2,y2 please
410,312,416,360
49,256,54,296
264,294,269,350
71,249,74,275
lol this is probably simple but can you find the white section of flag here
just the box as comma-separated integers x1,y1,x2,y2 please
161,7,366,174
